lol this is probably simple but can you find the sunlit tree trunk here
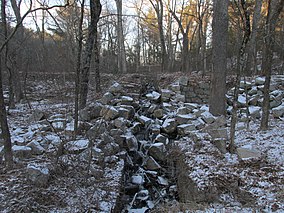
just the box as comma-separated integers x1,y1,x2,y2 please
209,0,229,116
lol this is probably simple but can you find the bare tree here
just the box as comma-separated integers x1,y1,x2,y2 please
245,0,263,76
260,0,284,130
115,0,127,73
0,0,13,169
79,0,102,109
149,0,168,72
209,0,229,116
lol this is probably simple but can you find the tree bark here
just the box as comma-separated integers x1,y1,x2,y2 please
9,0,24,102
115,0,127,73
0,0,13,169
79,0,101,109
260,0,284,130
245,0,262,76
209,0,229,116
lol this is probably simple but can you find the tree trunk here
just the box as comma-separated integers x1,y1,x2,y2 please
245,0,262,76
0,0,13,169
74,0,85,135
115,0,127,73
9,0,24,103
79,0,101,109
209,0,229,116
260,0,284,130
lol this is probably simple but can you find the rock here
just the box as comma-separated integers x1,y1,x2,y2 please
237,95,247,107
248,86,258,96
131,175,144,185
114,117,129,129
212,139,227,154
157,176,169,186
162,118,177,134
200,111,215,124
118,105,135,120
249,106,261,119
184,103,199,111
28,109,46,123
270,99,282,109
143,156,161,170
272,103,284,117
255,76,265,85
52,121,65,131
109,82,122,94
179,76,189,86
65,139,89,153
153,109,163,119
119,96,134,104
237,145,261,160
174,94,186,102
207,128,228,140
161,89,174,101
12,145,32,159
26,164,50,187
103,142,120,156
130,122,141,134
123,133,138,152
176,114,196,125
101,92,114,105
177,107,190,115
169,84,181,92
240,80,252,89
27,141,45,155
148,143,167,161
87,120,106,140
154,134,169,145
137,115,152,126
100,105,119,120
79,103,102,121
177,124,196,136
146,91,161,101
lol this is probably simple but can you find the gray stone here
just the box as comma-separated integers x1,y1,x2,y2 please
212,139,227,154
200,111,215,124
249,106,261,119
207,128,228,140
13,145,32,159
161,89,174,100
79,103,102,121
272,103,284,117
177,107,190,115
28,109,46,123
153,109,163,119
137,115,152,126
65,139,89,153
146,91,161,101
118,105,135,120
184,103,199,111
270,99,282,109
101,92,114,105
148,143,167,161
100,105,119,120
177,124,196,136
123,133,138,152
131,175,145,185
130,122,141,134
27,141,45,155
239,80,252,89
237,145,261,160
176,114,196,125
119,96,134,104
26,164,50,187
179,76,189,86
114,117,128,129
103,142,120,156
162,118,177,134
174,94,186,102
248,86,258,96
144,156,161,170
154,134,169,145
255,76,265,85
87,120,106,140
169,84,181,92
109,82,122,94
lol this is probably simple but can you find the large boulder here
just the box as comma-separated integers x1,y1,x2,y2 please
65,139,89,154
237,145,261,160
109,82,122,94
148,143,167,161
28,109,46,123
12,145,32,159
27,141,45,155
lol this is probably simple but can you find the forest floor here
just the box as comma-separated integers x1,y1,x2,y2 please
0,72,283,212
